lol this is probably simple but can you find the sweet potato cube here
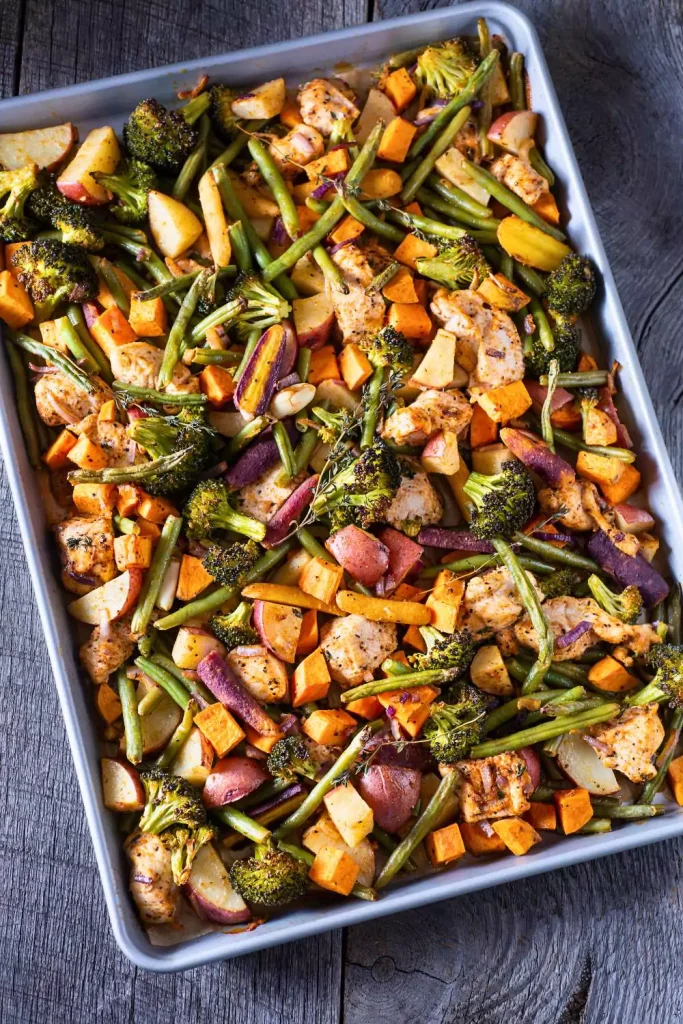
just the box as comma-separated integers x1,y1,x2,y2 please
393,583,422,602
306,148,350,181
136,518,161,542
194,704,245,758
73,482,117,515
532,191,561,225
309,845,360,895
491,817,541,855
412,328,456,389
459,821,506,856
524,803,557,832
308,345,341,386
95,682,122,724
587,655,639,692
67,433,108,470
470,403,499,448
667,755,683,806
578,353,598,372
176,554,214,601
339,343,373,391
199,364,235,407
137,494,179,524
303,709,357,746
554,787,593,835
0,270,33,328
128,294,167,337
382,265,418,304
476,381,532,423
43,428,78,469
90,305,137,358
393,233,438,270
388,301,432,340
243,724,284,754
280,97,303,128
359,168,402,199
403,623,427,652
383,68,417,112
377,117,418,163
296,609,319,657
584,407,617,447
469,644,514,696
323,784,374,848
576,450,626,488
329,215,364,246
291,647,331,707
600,463,641,505
345,696,382,719
425,570,465,633
299,556,344,604
425,822,466,866
97,399,117,424
377,685,439,737
113,533,153,570
116,484,140,517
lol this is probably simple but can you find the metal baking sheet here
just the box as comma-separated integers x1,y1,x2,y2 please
1,0,681,972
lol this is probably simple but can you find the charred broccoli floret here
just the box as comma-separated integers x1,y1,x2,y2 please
11,238,98,319
0,165,39,242
626,644,683,709
415,37,479,98
25,174,104,249
539,567,582,599
209,84,240,141
358,325,414,377
229,841,309,906
463,461,537,540
545,254,597,318
415,236,490,290
576,386,599,436
524,318,580,378
423,682,488,763
138,767,207,834
209,601,259,650
184,479,266,542
202,539,262,588
163,824,215,885
409,626,476,675
127,407,214,495
123,98,198,173
267,736,317,783
313,437,401,530
587,574,643,625
93,158,158,224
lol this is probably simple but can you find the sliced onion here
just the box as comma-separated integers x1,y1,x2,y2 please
555,620,592,649
532,530,576,546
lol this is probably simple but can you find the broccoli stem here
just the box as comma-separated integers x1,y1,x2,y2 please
461,159,567,242
159,268,211,386
278,841,379,900
589,802,663,820
415,186,498,231
340,194,405,243
540,358,560,452
208,118,269,170
375,770,458,889
131,514,183,635
173,113,210,200
426,173,492,219
471,703,620,758
248,136,301,241
113,381,208,407
68,448,190,485
154,540,293,630
213,806,272,843
624,681,668,707
135,655,191,710
493,537,554,695
66,304,113,382
313,245,350,294
508,52,526,110
156,698,196,767
274,722,383,838
477,19,494,160
340,667,455,703
360,365,385,450
5,343,41,468
116,667,143,764
389,44,429,69
261,122,386,282
10,332,96,394
229,221,252,273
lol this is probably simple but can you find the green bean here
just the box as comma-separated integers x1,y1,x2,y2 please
113,515,138,535
293,425,321,475
174,113,210,200
375,771,458,889
274,721,383,837
297,346,311,382
420,552,554,579
159,269,211,385
228,413,270,454
340,194,405,243
190,349,241,366
461,159,567,242
235,778,292,811
99,258,131,316
512,260,547,296
213,806,271,843
482,688,572,735
512,531,605,574
541,358,560,452
131,515,183,634
229,220,252,273
248,135,301,240
233,329,261,385
208,118,268,170
262,122,385,282
548,426,636,465
113,381,207,407
154,541,294,630
529,147,555,187
137,685,164,716
500,252,514,279
494,537,553,694
471,703,620,758
113,259,158,296
67,448,189,485
477,19,494,159
297,527,332,563
416,187,499,231
529,297,555,353
135,266,236,303
102,222,149,243
360,365,384,450
371,826,417,871
156,699,196,767
135,655,191,710
590,802,664,820
312,245,349,293
401,106,472,204
151,653,216,708
273,421,297,481
426,173,493,219
507,658,582,691
381,657,414,676
116,668,144,764
189,297,244,345
366,261,400,294
306,197,331,215
578,817,612,834
51,316,99,373
5,344,41,467
9,332,95,393
508,52,526,110
385,204,471,242
66,304,112,381
539,371,609,388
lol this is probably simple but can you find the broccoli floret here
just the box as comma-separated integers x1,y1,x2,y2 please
25,174,103,249
209,84,240,141
267,736,317,784
627,644,683,709
210,601,259,650
524,318,580,379
463,461,537,540
184,479,266,542
358,325,414,377
230,272,291,338
202,539,262,588
229,841,309,906
311,406,359,447
587,574,643,625
138,766,207,834
540,567,582,599
416,236,490,290
127,407,214,495
0,165,40,243
415,37,478,99
123,98,198,173
11,238,98,319
93,158,158,225
313,437,401,529
576,385,600,436
545,254,597,318
163,824,215,886
195,267,226,318
423,682,488,763
409,626,476,675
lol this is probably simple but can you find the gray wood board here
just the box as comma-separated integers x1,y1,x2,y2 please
0,1,682,1022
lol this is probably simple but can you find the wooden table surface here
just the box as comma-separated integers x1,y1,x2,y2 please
1,1,682,1021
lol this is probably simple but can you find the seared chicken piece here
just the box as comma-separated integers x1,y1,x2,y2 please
110,342,193,390
227,645,289,703
234,464,302,523
320,614,397,686
581,483,640,556
430,288,524,389
125,833,179,926
326,244,385,345
268,123,325,177
297,78,360,137
490,154,549,206
79,620,135,685
55,516,117,595
385,471,443,537
34,371,113,427
455,751,532,823
515,596,661,661
587,704,664,783
463,567,544,636
470,309,525,391
383,389,472,447
538,479,596,531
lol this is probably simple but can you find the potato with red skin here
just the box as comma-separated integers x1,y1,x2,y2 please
101,758,145,812
0,123,77,170
487,110,538,156
202,756,269,809
183,842,250,925
66,568,144,624
356,764,422,833
57,126,120,205
292,293,336,349
326,525,390,587
376,527,424,596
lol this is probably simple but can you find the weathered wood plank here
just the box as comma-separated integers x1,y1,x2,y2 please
0,0,24,98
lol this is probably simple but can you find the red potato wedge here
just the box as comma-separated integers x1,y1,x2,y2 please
292,293,336,349
500,427,575,487
66,569,144,624
171,726,215,787
519,746,541,792
597,387,633,449
202,755,269,808
253,600,304,663
101,757,145,812
139,693,183,757
356,764,422,834
57,126,120,204
263,473,319,549
613,504,656,535
234,324,286,419
524,380,575,414
147,190,204,259
0,122,77,171
197,651,280,735
326,525,390,587
376,527,424,596
184,842,251,925
557,732,620,795
487,110,538,156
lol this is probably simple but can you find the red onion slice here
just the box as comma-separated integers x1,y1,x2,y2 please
555,620,592,648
